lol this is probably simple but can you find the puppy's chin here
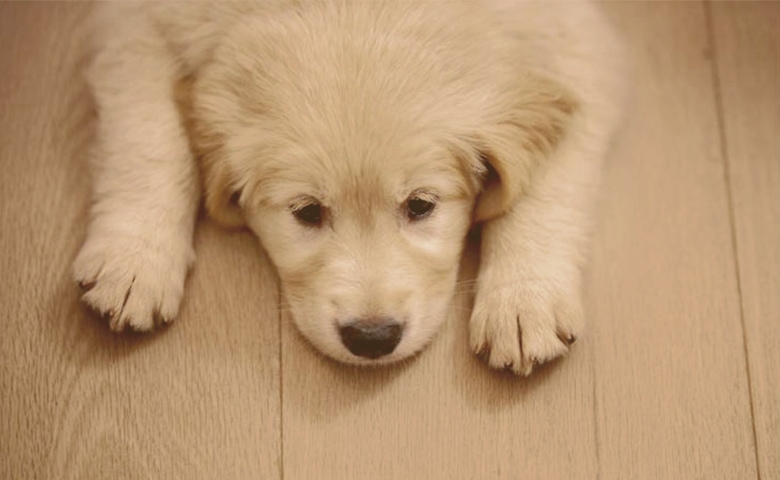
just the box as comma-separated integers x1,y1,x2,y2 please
287,296,453,367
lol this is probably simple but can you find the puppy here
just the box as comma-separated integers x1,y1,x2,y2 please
73,0,625,375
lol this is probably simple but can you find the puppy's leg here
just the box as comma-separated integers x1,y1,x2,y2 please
73,10,198,331
470,126,608,376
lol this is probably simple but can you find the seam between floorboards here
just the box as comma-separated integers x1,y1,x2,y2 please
591,325,602,480
702,2,762,479
278,283,285,480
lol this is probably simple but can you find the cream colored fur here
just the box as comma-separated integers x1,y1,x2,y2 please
73,0,626,375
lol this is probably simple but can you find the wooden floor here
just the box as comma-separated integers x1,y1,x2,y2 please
1,2,778,479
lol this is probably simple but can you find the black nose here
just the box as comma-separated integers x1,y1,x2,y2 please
338,319,403,359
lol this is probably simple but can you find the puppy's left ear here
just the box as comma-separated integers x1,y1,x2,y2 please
471,74,578,222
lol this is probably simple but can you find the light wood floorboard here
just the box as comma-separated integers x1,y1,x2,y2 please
590,2,758,479
711,2,780,478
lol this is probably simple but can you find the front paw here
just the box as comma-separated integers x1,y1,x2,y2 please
72,230,194,332
469,272,582,376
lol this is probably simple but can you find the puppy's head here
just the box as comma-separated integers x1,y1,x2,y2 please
191,3,577,364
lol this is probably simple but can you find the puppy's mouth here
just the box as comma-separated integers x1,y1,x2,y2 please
287,293,451,366
336,318,406,361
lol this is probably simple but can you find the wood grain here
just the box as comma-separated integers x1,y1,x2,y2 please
710,3,780,478
591,2,758,479
0,4,281,479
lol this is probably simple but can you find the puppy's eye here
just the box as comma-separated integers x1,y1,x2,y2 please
406,196,436,221
292,202,323,226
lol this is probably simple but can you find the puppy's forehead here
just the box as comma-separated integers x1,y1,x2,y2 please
313,141,459,193
256,136,472,207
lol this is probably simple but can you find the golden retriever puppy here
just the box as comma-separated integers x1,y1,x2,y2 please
73,0,626,375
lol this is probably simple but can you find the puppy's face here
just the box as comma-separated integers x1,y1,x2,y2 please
244,135,477,363
191,3,576,364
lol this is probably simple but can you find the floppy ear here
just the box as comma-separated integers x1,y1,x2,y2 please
174,73,247,228
472,74,578,222
200,155,246,228
189,117,247,228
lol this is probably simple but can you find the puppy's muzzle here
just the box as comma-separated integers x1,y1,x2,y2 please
338,319,403,359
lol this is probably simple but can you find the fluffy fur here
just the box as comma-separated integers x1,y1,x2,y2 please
73,0,626,375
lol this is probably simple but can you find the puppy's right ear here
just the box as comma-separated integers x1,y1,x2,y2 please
177,73,246,228
190,121,246,228
201,156,246,228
